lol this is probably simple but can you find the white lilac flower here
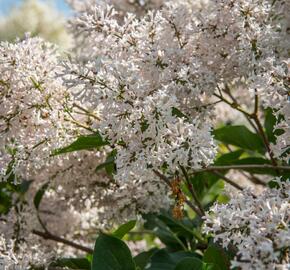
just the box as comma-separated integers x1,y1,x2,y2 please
204,179,290,270
0,233,53,270
63,2,217,182
0,37,76,180
0,0,289,267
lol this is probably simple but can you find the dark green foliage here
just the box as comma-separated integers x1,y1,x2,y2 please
91,233,135,270
134,249,158,270
147,249,201,270
203,244,231,270
213,125,265,153
50,258,91,269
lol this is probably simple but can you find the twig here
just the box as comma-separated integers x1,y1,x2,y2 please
32,230,93,254
214,92,259,134
254,89,259,115
190,100,222,111
250,90,279,173
210,171,257,198
224,84,238,105
184,199,204,218
153,169,171,186
252,114,279,171
215,87,279,173
211,171,244,192
213,93,252,118
73,102,101,121
240,171,266,186
64,117,95,132
192,164,290,173
180,166,205,216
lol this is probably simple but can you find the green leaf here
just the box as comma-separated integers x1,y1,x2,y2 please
28,266,45,270
172,107,189,120
203,244,230,270
214,150,244,166
19,180,33,194
174,257,203,270
53,132,108,155
113,220,136,239
189,173,220,201
0,189,12,214
86,254,93,263
140,118,150,133
264,108,277,143
213,125,264,153
96,150,117,176
50,258,90,269
95,158,114,173
143,213,195,251
0,179,34,214
34,182,49,210
5,159,16,183
202,264,215,270
147,249,200,270
134,248,158,270
92,233,135,270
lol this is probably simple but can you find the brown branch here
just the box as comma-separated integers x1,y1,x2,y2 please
239,171,266,186
211,171,244,192
213,93,252,118
251,114,279,170
215,87,279,173
204,171,257,198
214,91,259,135
32,229,93,254
180,166,205,216
254,89,259,115
250,90,279,173
192,164,290,173
153,169,171,186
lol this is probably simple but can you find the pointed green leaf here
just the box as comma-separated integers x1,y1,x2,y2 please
92,233,135,270
53,132,108,155
172,107,189,120
174,257,203,270
203,244,230,270
134,248,158,270
113,220,136,239
214,150,244,166
96,150,117,176
34,182,49,210
147,250,200,270
264,108,277,143
213,125,264,153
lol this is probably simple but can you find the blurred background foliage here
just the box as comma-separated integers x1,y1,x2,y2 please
0,0,72,48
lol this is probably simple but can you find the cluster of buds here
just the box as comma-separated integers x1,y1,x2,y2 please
171,177,186,219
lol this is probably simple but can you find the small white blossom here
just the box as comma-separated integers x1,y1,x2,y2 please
204,180,290,270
